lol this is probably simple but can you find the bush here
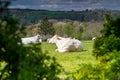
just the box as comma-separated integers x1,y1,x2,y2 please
93,35,120,57
0,17,24,80
93,15,120,57
67,63,106,80
92,14,120,80
18,44,62,80
93,36,105,57
105,51,120,80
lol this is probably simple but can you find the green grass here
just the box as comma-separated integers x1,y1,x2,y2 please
41,40,96,77
0,40,96,79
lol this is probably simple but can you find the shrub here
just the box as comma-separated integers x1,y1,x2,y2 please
93,15,120,57
0,16,24,80
92,14,120,80
67,63,107,80
93,35,120,57
18,44,62,80
105,51,120,80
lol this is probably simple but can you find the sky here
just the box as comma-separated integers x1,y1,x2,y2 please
9,0,120,11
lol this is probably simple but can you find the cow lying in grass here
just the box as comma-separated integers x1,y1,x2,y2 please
48,34,83,52
21,34,42,44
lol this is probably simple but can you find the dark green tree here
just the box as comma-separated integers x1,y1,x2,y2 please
38,17,55,35
102,14,120,37
93,14,120,57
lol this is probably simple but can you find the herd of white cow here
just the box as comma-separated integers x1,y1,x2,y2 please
21,34,84,52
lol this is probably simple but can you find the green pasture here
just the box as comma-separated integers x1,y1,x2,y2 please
0,40,96,79
41,40,96,77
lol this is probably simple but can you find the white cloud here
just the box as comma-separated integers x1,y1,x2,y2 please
40,4,58,8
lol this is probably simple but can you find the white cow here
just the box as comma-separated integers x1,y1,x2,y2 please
48,34,83,52
47,34,64,43
21,34,42,44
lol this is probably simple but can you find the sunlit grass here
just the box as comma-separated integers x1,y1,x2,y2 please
0,41,96,79
0,40,96,79
41,40,96,77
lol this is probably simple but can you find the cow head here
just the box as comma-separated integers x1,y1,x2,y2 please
35,34,42,42
47,34,61,43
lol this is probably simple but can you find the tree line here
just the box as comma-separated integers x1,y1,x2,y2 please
9,8,120,26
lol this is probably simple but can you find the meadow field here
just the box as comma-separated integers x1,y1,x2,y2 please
41,40,96,78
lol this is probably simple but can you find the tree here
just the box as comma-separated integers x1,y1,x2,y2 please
63,23,74,37
102,14,120,37
93,14,120,57
92,14,120,80
38,17,55,35
0,1,24,79
0,1,62,80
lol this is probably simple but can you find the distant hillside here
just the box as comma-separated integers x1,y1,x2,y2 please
9,9,120,25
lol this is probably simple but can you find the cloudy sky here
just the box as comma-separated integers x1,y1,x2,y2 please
9,0,120,11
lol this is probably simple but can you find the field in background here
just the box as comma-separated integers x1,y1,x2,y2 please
41,40,96,77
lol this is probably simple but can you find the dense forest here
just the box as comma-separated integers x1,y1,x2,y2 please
8,8,120,25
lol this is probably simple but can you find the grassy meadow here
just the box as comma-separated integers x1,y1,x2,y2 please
0,40,97,79
41,40,96,77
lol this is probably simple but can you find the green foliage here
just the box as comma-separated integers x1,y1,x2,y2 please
0,16,23,80
93,36,106,57
102,14,120,37
63,23,74,37
38,17,55,35
18,44,62,80
92,14,120,80
93,36,120,57
0,16,62,80
72,21,84,39
104,51,120,80
67,63,106,80
53,22,64,36
74,32,82,40
0,1,62,80
93,15,120,57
